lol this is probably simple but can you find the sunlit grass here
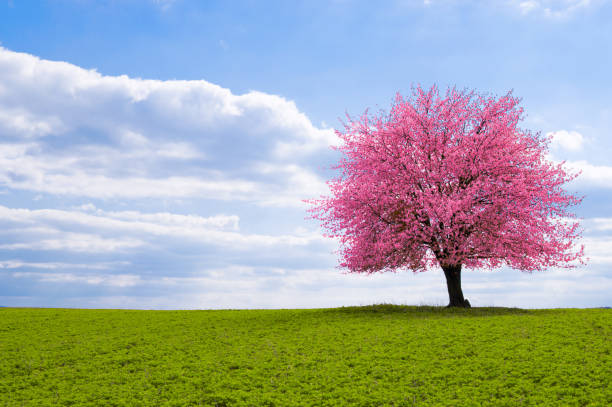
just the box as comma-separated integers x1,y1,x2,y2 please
1,305,610,406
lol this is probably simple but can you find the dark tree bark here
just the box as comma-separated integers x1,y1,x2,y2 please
442,264,471,308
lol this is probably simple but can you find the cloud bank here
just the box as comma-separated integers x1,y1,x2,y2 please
0,47,334,205
0,47,342,308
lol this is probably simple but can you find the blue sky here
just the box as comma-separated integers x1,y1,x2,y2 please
0,0,610,309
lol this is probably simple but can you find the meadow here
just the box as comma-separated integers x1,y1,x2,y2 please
0,305,610,406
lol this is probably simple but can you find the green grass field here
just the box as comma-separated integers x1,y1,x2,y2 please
1,305,610,406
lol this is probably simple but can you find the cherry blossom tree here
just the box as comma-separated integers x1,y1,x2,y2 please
308,85,584,307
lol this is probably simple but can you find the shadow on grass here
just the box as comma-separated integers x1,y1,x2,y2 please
326,303,532,318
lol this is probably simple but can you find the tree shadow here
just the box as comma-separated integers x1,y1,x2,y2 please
325,303,533,318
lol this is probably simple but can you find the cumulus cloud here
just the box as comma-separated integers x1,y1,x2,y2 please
0,108,64,138
564,160,612,188
548,130,585,151
0,47,333,205
544,132,612,189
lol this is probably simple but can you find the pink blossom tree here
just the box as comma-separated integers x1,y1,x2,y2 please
308,85,584,307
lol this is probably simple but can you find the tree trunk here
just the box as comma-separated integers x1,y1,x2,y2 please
442,264,471,308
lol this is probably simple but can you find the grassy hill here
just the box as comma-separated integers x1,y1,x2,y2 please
1,305,610,406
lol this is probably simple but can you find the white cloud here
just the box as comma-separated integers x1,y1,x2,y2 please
582,237,612,264
544,133,612,189
0,47,332,206
518,0,539,14
564,160,612,188
543,0,592,18
0,233,144,252
585,217,612,231
116,129,202,159
0,108,64,137
0,141,326,204
548,130,585,151
0,260,124,270
98,208,241,231
3,170,259,200
510,0,597,18
0,142,328,204
253,163,329,207
12,272,141,287
0,205,327,252
0,204,240,233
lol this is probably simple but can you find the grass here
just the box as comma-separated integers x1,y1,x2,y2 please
0,305,610,406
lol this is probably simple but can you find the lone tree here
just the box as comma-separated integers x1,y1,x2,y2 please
309,85,584,307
